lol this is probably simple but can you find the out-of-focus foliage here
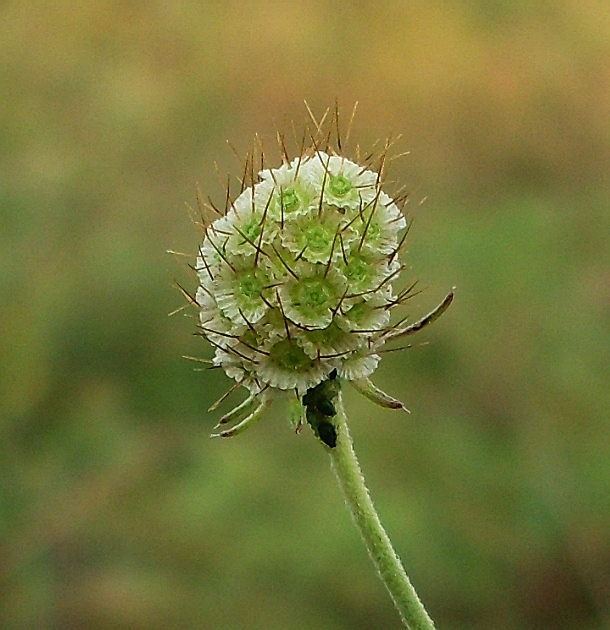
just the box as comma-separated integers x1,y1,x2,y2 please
1,1,608,629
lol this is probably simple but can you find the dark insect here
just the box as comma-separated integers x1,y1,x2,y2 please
315,419,337,449
303,370,339,448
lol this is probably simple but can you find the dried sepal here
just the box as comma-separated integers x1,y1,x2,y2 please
214,393,259,427
349,377,409,412
210,393,272,438
384,289,455,342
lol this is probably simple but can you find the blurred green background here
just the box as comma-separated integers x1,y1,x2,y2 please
1,1,609,629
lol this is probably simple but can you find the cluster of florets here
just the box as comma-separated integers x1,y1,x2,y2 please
194,147,453,437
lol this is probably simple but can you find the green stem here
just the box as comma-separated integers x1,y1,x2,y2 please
328,393,436,630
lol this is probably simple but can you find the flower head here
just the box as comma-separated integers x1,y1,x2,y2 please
188,107,454,439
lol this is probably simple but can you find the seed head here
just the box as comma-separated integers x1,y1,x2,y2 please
189,107,454,438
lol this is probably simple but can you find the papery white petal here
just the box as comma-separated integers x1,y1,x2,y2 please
337,352,381,380
256,338,331,394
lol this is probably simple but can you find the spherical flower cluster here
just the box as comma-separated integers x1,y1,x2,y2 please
194,149,453,438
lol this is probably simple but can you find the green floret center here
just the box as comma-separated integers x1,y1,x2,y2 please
304,225,333,254
294,277,333,309
346,301,370,325
237,271,263,299
344,255,370,287
233,269,270,316
279,187,300,212
365,221,381,242
269,339,314,372
329,174,352,198
239,217,262,244
286,271,341,328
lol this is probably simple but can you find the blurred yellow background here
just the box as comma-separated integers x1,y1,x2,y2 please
1,1,609,629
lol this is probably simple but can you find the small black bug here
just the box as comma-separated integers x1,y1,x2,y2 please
315,418,337,448
303,370,339,448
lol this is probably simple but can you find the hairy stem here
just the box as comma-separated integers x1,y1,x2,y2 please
328,393,436,630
